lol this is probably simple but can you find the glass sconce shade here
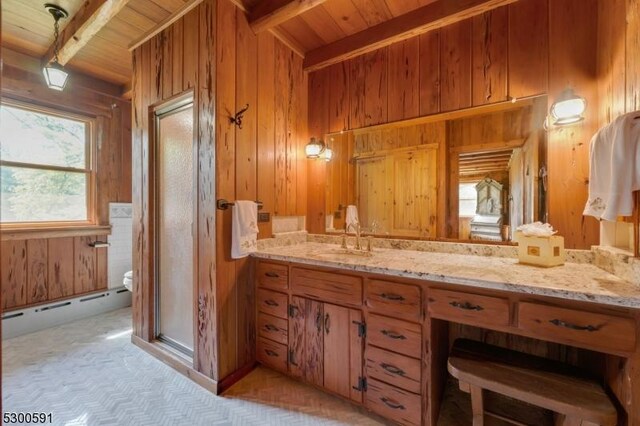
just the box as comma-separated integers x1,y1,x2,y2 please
550,89,586,125
305,137,325,159
43,62,69,91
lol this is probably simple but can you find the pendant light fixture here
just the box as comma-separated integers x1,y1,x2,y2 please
549,88,586,126
43,4,70,91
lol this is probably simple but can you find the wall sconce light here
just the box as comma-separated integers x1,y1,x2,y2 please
43,4,70,91
323,147,333,162
549,88,586,126
305,137,326,159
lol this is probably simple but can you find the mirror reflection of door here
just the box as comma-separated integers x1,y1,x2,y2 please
322,96,547,244
154,95,195,357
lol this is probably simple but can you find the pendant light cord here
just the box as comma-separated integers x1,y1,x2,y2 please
53,15,61,63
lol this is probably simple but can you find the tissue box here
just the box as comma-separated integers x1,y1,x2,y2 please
514,231,565,267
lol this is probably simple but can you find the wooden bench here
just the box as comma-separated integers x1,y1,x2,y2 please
447,339,618,426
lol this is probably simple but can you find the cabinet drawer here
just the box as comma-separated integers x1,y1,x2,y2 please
366,346,421,394
257,312,288,345
366,378,421,426
257,261,289,290
367,314,422,359
518,302,637,354
291,267,362,307
365,279,422,322
256,337,288,373
428,288,510,328
257,289,288,319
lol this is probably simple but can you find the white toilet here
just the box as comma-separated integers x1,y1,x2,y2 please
123,271,133,292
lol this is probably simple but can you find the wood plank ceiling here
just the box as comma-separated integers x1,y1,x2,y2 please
1,0,191,86
2,0,509,90
265,0,438,52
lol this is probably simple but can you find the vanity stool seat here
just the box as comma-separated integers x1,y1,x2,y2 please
447,339,617,426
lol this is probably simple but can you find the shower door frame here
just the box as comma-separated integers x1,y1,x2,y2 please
151,91,197,358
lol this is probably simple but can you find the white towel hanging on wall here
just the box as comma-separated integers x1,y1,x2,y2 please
231,200,259,259
584,112,640,221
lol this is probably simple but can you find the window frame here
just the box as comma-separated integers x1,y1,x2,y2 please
458,181,479,218
0,98,98,229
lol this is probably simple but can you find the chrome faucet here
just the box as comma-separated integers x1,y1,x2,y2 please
346,222,362,250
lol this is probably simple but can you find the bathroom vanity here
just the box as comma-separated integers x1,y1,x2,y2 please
253,242,640,425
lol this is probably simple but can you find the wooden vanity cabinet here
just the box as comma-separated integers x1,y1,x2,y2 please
289,298,364,402
255,259,640,425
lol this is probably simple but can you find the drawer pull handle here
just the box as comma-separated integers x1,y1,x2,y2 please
264,324,279,332
264,299,279,307
550,319,600,332
381,329,406,340
380,397,405,410
264,349,279,357
449,301,484,311
265,272,280,278
381,293,405,301
324,313,331,334
381,363,405,376
316,311,323,332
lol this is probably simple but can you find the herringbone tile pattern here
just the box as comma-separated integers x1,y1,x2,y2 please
3,308,384,426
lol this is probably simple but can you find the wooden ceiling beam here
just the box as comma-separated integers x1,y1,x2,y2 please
248,0,328,33
304,0,519,72
43,0,132,66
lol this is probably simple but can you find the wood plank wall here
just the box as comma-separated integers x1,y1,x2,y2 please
0,51,132,311
308,0,638,250
131,0,307,383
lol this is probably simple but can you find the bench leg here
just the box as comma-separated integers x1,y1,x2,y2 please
470,385,485,426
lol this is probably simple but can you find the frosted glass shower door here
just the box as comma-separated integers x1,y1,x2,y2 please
155,100,195,355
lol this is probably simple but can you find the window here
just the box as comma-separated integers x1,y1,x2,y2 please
0,101,94,225
459,182,478,217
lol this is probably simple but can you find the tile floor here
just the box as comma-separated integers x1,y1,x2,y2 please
2,308,383,426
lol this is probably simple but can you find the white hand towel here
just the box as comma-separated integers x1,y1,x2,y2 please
231,201,259,259
345,205,359,229
584,112,640,221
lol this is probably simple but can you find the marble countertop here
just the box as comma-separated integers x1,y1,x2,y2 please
253,242,640,309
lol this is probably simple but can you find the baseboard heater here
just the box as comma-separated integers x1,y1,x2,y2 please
2,287,132,340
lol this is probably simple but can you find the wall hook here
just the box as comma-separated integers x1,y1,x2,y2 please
230,104,249,129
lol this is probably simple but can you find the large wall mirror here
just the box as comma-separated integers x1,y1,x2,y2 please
323,96,548,244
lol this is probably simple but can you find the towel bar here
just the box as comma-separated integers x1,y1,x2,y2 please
216,199,263,211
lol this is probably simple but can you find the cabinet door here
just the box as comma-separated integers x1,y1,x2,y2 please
289,296,324,386
323,303,364,403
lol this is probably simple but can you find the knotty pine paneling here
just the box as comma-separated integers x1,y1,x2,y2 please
471,8,508,106
197,0,217,379
327,62,350,133
547,0,599,250
507,0,549,99
387,38,419,122
307,0,638,249
131,0,308,383
418,30,440,116
26,239,47,305
627,0,640,113
440,19,472,112
364,48,388,126
48,238,75,301
1,236,108,311
1,240,26,309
